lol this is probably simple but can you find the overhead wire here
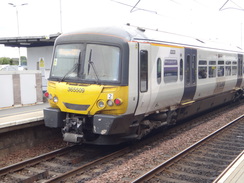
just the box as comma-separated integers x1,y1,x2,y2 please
110,0,211,42
110,0,157,14
219,0,244,11
130,0,141,13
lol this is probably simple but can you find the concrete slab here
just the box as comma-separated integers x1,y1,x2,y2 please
214,151,244,183
0,103,49,133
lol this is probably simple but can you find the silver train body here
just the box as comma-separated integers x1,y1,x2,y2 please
44,26,244,144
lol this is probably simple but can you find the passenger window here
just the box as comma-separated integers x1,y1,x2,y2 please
218,60,224,77
243,63,244,74
225,67,231,76
232,61,237,76
226,61,231,76
209,60,216,78
232,66,237,75
238,58,243,76
218,60,224,65
192,55,196,84
199,60,207,65
218,66,224,77
226,61,231,65
198,60,207,79
198,67,207,79
164,59,178,83
180,59,183,81
186,55,190,85
140,50,148,92
209,61,216,65
157,58,162,84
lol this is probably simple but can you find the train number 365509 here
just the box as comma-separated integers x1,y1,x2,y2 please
67,87,85,93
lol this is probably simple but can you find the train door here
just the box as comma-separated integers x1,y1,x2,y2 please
135,43,151,115
236,54,243,87
181,48,197,102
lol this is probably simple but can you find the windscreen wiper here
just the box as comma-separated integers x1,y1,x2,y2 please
88,49,100,83
60,63,78,82
60,51,81,82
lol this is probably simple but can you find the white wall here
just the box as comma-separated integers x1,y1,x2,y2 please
0,71,43,108
0,75,14,108
27,46,53,90
27,46,53,70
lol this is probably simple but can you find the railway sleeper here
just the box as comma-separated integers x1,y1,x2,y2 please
9,168,48,183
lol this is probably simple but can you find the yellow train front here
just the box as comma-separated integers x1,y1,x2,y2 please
44,27,137,144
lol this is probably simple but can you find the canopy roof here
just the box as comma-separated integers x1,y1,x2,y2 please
0,33,60,47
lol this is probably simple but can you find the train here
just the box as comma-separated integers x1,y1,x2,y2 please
43,25,244,145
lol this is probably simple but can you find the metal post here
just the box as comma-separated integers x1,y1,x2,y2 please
60,0,63,33
8,3,28,66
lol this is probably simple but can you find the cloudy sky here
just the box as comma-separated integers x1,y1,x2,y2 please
0,0,244,57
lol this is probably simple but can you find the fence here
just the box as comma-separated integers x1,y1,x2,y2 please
0,70,43,108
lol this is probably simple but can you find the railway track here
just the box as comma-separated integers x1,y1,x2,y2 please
0,144,128,183
0,101,243,182
131,114,244,183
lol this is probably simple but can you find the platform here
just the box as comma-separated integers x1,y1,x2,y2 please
214,150,244,183
0,103,49,133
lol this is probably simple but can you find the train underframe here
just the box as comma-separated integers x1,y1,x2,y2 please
44,89,243,145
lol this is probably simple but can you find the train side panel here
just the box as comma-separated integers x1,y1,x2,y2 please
134,43,152,115
194,50,239,100
125,42,139,115
195,49,218,99
147,44,184,113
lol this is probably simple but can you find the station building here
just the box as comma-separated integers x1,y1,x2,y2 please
0,34,60,108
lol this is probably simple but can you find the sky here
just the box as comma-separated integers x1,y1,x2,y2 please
0,0,244,58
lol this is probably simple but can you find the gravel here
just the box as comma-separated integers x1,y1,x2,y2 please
0,138,67,168
87,103,244,183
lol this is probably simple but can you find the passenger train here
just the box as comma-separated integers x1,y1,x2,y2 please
44,25,244,144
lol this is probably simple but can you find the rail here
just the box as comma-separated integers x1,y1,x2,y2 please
131,114,244,183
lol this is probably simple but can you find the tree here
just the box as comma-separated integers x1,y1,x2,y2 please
0,57,26,65
21,56,27,66
0,57,11,65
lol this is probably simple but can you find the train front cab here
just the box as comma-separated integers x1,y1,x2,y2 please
43,31,144,145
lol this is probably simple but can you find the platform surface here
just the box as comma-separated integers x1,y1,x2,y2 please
0,103,49,132
215,150,244,183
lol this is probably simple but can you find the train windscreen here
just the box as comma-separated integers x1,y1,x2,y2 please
50,44,120,83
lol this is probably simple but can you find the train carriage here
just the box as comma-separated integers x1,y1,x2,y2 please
44,25,244,144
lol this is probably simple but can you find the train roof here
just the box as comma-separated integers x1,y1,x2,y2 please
57,25,243,54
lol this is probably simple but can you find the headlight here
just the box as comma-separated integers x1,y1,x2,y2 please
97,100,105,108
53,96,58,103
107,100,113,106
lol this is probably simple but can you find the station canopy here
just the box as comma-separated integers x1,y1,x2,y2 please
0,33,60,47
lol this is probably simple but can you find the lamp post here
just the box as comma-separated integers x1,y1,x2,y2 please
60,0,63,33
8,2,28,66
